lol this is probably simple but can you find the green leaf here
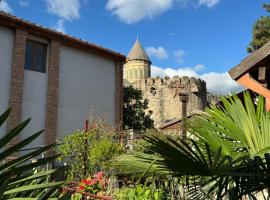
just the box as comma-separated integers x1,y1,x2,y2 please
4,182,64,195
0,108,65,198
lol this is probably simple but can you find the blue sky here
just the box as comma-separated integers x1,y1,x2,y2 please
0,0,268,94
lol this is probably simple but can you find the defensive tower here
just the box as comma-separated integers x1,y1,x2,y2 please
124,38,151,83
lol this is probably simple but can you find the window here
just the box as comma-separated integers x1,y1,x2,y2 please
25,40,47,73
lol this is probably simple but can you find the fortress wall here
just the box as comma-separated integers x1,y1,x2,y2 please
132,76,207,126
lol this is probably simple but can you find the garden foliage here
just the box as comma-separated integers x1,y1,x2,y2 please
58,118,123,181
247,3,270,52
123,85,154,131
115,92,270,199
0,108,68,199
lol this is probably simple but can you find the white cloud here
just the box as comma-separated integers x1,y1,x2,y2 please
45,0,83,33
106,0,221,24
146,46,168,60
201,72,242,94
173,49,186,63
199,0,219,8
45,0,80,21
54,19,66,33
0,0,12,13
106,0,173,24
193,64,205,71
19,0,29,7
151,65,243,94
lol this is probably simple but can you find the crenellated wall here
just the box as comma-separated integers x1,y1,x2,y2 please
131,76,207,126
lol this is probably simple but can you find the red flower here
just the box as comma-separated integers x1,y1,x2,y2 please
95,172,104,180
78,185,85,191
82,179,91,185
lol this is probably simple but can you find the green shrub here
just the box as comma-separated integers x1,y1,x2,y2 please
58,119,124,181
113,184,166,200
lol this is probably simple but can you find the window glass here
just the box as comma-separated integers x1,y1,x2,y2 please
25,42,33,71
35,43,46,73
24,40,47,73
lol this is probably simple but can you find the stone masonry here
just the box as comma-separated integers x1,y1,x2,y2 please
132,76,207,127
124,38,214,128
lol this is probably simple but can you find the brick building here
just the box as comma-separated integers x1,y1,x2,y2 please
0,12,125,149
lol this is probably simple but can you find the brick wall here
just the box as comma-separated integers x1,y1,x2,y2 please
6,28,122,150
45,40,60,151
7,29,27,147
115,60,123,130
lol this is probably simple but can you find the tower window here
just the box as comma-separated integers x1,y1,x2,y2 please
25,40,47,73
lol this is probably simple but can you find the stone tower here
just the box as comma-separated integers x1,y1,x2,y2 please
124,38,209,129
124,38,151,83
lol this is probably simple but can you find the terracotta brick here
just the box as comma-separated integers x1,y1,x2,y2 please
45,40,60,153
115,61,123,130
7,29,27,147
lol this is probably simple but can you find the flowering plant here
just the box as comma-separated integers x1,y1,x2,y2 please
77,172,106,194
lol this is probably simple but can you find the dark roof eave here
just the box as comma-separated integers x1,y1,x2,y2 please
159,119,181,129
229,40,270,80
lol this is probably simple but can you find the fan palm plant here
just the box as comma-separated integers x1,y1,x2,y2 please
0,108,69,199
189,91,270,158
115,92,270,199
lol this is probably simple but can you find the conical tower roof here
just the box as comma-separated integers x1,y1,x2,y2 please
127,38,151,63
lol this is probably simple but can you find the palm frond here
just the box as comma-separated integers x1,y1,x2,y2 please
0,108,66,198
189,91,270,157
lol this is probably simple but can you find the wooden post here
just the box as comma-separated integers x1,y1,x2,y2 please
179,92,188,139
83,120,89,177
258,66,267,88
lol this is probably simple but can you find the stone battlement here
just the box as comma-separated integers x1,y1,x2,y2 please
132,76,206,95
133,76,206,87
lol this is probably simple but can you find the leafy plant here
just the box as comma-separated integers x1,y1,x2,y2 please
58,120,123,181
71,171,107,199
79,172,105,194
189,92,270,158
0,108,69,199
114,183,166,200
247,3,270,52
71,192,82,200
115,92,270,199
133,130,170,155
123,85,154,131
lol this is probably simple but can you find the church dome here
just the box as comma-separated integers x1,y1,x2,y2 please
127,38,151,63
